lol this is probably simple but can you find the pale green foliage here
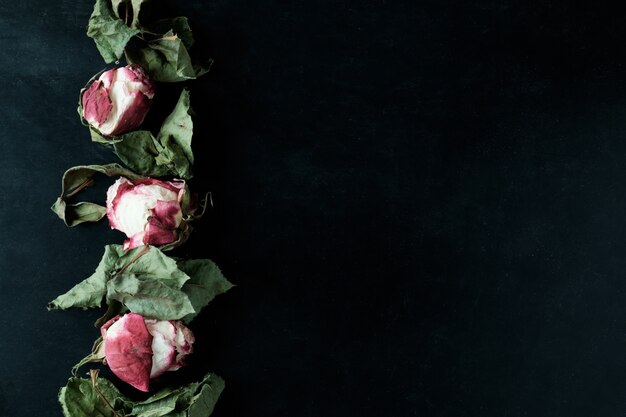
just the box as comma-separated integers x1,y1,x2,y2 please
59,373,225,417
51,164,141,227
87,0,140,63
49,245,232,322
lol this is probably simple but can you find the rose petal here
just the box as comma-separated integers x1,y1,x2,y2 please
106,177,133,231
172,321,195,370
145,320,195,375
145,320,178,378
82,81,112,127
152,200,182,228
106,177,186,250
100,315,121,338
103,313,153,392
119,64,155,98
99,67,115,89
105,91,153,136
144,216,178,246
123,231,147,251
86,65,154,136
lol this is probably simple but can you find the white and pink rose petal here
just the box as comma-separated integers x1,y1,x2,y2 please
106,177,186,250
101,313,153,392
82,64,155,137
101,314,195,392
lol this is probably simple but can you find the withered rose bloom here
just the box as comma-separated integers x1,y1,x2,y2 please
82,64,155,136
101,313,195,392
106,177,187,250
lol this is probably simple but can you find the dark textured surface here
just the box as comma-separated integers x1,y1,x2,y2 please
2,1,626,416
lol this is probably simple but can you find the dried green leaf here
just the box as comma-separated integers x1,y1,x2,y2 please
114,245,190,288
51,200,107,227
187,380,224,417
154,88,194,179
131,373,225,417
193,59,213,79
87,0,140,63
59,372,224,417
112,130,172,177
89,126,125,144
59,375,128,417
144,17,195,49
51,164,141,227
110,0,124,17
179,259,234,323
49,245,193,321
48,245,119,310
125,33,209,82
100,90,196,179
111,89,197,179
111,0,147,28
130,0,147,28
131,400,179,417
107,276,195,320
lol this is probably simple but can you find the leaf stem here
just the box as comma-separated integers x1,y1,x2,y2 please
90,370,124,417
116,246,151,276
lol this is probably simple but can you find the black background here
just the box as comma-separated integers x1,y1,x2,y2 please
2,1,626,416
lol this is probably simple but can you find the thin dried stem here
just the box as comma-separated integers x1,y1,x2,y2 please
90,370,124,417
116,246,151,276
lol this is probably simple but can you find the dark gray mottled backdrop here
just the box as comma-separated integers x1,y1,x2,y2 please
2,1,626,416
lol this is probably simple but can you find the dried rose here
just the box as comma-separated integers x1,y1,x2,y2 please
106,177,187,250
81,64,155,136
101,313,195,392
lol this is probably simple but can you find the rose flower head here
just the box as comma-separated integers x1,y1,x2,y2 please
81,64,155,136
100,313,195,392
106,177,189,251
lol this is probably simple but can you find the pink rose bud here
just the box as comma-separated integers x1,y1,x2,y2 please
101,313,195,392
82,64,155,136
106,177,186,250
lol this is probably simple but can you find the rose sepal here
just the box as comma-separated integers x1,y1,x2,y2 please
71,337,106,376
